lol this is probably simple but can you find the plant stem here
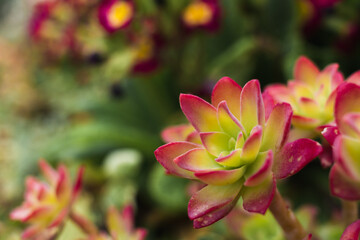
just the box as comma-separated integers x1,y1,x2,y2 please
269,188,307,240
341,199,358,226
69,211,98,235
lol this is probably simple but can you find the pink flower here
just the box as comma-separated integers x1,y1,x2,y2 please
29,1,55,41
155,77,322,228
323,82,360,200
130,33,160,74
10,160,84,239
182,0,220,31
98,0,134,33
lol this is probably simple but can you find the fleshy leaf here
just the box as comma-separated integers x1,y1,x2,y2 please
216,149,242,167
262,90,276,120
273,138,322,179
161,124,194,143
346,70,360,85
235,131,245,149
264,85,297,109
240,80,265,135
180,94,221,132
107,206,126,237
343,113,360,139
242,174,275,214
72,166,84,201
294,56,319,86
186,131,202,144
241,125,262,163
329,164,360,200
195,168,246,185
55,165,70,200
335,83,360,134
22,225,43,239
315,64,339,95
211,77,242,119
261,103,292,151
340,220,360,240
289,81,314,99
193,197,239,229
154,142,198,178
244,151,273,187
188,181,242,220
321,126,340,146
333,136,360,181
298,97,320,119
318,141,334,168
217,101,244,138
175,148,222,171
11,206,52,222
292,115,322,129
39,160,58,185
200,132,231,156
48,208,68,228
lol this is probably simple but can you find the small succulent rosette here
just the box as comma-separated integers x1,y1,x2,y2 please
155,77,322,228
322,83,360,200
85,205,147,240
182,0,220,31
98,0,134,33
264,56,344,132
10,160,84,239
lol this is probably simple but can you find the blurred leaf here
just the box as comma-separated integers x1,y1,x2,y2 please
242,211,284,240
104,49,134,80
265,0,295,41
208,37,257,80
103,148,142,179
149,165,188,212
316,223,344,240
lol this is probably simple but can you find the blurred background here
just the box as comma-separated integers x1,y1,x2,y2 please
0,0,360,239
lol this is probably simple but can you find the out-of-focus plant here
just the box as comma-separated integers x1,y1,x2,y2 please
81,205,147,240
10,160,84,239
10,159,147,240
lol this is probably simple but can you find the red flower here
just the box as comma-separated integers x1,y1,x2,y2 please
98,0,134,33
182,0,220,31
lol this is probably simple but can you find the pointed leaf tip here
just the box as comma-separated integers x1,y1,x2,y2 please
180,94,221,132
240,80,265,135
154,142,198,179
294,56,319,85
273,139,322,179
211,77,242,119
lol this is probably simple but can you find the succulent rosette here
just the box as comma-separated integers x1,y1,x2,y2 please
155,77,322,228
182,0,220,31
98,0,134,33
85,206,147,240
10,160,84,239
322,82,360,200
264,56,344,132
